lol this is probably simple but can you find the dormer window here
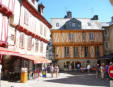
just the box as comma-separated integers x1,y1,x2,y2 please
88,22,91,26
56,23,59,27
72,22,76,27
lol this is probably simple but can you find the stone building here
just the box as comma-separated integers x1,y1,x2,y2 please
50,11,104,70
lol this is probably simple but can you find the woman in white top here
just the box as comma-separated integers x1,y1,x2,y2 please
50,64,54,78
55,64,59,78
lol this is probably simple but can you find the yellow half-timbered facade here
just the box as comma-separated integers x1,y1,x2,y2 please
51,30,103,69
50,11,104,70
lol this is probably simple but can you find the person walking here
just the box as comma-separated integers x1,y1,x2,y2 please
96,64,100,78
87,64,91,73
100,63,105,80
50,64,54,78
105,64,109,80
55,64,59,78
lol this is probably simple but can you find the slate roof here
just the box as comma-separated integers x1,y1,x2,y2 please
50,18,102,30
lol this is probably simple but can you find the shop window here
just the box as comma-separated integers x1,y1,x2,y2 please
95,46,99,57
85,46,89,57
69,32,73,41
35,39,39,52
19,33,25,48
65,47,69,57
74,46,78,57
27,36,32,50
24,10,29,25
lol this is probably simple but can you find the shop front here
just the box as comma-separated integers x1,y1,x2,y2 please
0,47,52,81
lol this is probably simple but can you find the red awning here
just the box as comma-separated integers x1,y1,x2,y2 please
0,47,20,56
0,47,52,64
34,56,52,64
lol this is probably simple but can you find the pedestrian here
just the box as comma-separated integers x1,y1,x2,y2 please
100,63,105,80
77,63,80,70
50,64,54,78
96,64,100,78
69,64,72,71
87,64,91,73
105,64,109,80
55,64,59,78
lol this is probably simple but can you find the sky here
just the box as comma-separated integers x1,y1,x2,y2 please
38,0,113,22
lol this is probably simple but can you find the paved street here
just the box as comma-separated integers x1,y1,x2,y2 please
1,72,109,87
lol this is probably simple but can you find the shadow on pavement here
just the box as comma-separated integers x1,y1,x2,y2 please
45,71,109,87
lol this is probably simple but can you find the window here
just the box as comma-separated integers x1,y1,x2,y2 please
40,42,43,53
69,32,73,41
40,24,43,35
19,33,24,48
69,22,72,27
83,32,85,40
95,46,99,57
27,36,32,50
24,10,29,25
72,23,76,27
105,42,109,49
88,22,91,26
85,46,89,57
35,39,39,52
56,23,59,27
104,29,108,35
89,32,94,40
74,47,78,57
44,28,46,37
65,47,69,57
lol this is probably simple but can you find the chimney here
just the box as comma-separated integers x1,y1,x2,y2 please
91,15,98,20
64,11,72,18
67,11,72,18
111,16,113,22
38,3,45,16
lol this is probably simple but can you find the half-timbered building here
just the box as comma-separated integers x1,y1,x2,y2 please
0,0,51,80
51,11,103,70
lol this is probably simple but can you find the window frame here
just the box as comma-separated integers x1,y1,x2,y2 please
27,36,32,50
24,10,29,25
83,32,85,41
35,39,39,52
69,32,73,41
19,33,25,49
85,46,89,57
89,32,94,40
95,46,99,57
65,47,69,57
74,46,78,57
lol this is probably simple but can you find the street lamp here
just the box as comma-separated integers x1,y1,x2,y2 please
110,0,113,6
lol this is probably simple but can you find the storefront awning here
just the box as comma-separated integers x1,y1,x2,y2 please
0,47,52,64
